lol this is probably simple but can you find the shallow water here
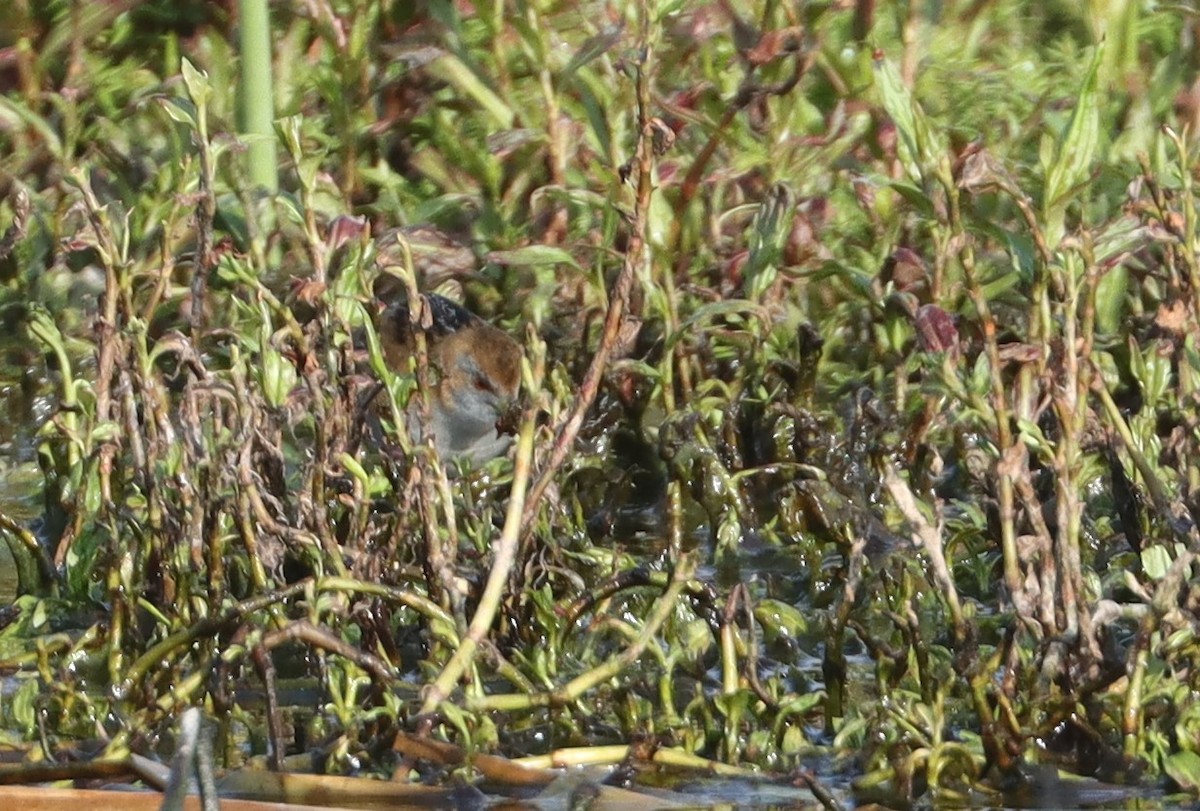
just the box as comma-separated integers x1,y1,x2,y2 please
0,329,44,603
0,331,1180,811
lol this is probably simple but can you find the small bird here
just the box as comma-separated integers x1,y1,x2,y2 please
378,293,522,466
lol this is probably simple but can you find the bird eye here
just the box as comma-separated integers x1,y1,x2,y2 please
474,375,494,393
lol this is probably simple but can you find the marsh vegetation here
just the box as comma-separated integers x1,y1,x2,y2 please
1,1,1200,807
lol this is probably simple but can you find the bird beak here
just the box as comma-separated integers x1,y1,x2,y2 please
493,398,521,437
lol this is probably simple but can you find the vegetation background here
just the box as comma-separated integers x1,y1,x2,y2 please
1,0,1200,806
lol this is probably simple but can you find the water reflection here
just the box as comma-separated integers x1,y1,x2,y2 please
0,327,45,603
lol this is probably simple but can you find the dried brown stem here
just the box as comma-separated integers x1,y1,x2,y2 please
252,643,285,772
261,621,397,684
519,37,657,534
880,461,964,638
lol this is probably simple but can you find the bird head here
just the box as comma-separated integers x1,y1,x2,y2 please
380,293,522,465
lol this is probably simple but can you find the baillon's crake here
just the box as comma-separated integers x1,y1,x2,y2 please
378,293,521,466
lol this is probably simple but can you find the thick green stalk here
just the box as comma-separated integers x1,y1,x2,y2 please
239,0,278,193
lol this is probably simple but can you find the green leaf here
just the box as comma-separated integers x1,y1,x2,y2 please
427,52,514,129
715,512,741,555
1016,418,1051,458
261,345,296,409
486,245,580,269
1165,750,1200,791
678,618,713,661
1130,338,1172,406
1164,625,1197,655
180,57,211,108
0,96,64,159
780,721,807,755
296,155,320,193
1042,44,1104,247
562,23,624,79
276,114,304,162
755,598,810,642
10,678,38,734
969,351,992,397
872,55,943,184
90,422,122,443
274,192,305,228
159,97,197,127
339,453,369,487
744,184,795,299
880,176,937,217
677,299,768,333
1141,544,1171,581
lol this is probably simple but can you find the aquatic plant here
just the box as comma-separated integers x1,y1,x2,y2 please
1,0,1199,805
